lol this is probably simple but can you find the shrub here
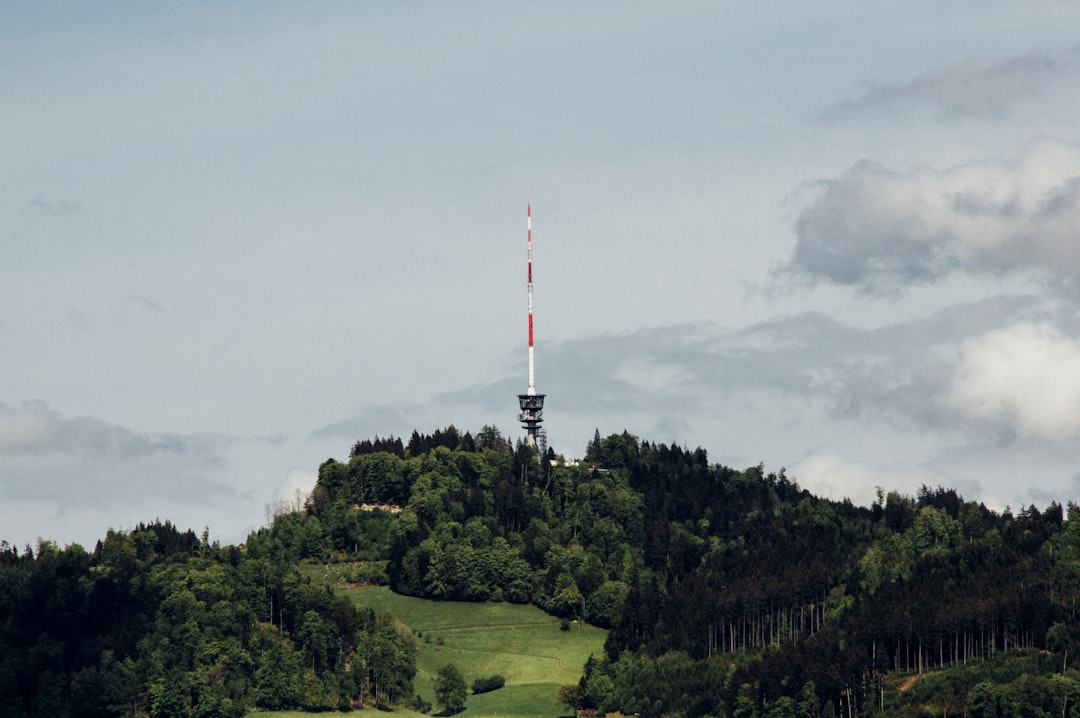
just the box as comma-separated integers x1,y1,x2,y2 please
411,693,432,713
352,561,390,585
471,675,506,694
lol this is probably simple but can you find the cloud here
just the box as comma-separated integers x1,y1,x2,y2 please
128,292,166,313
823,44,1080,120
24,196,80,222
310,403,420,442
947,322,1080,440
539,300,1032,432
5,197,82,259
318,296,1038,453
792,453,944,507
781,140,1080,295
0,400,234,508
315,302,1080,515
275,468,316,509
0,400,184,457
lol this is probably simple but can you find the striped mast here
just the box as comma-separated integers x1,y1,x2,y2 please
517,204,545,449
527,204,536,396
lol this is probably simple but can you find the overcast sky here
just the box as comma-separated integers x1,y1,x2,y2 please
4,2,1080,549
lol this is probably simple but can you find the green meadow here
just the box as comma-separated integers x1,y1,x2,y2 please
345,586,607,717
244,714,425,718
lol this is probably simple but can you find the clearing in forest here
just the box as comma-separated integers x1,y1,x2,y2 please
344,586,607,718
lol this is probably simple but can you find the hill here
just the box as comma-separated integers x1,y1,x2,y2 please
296,427,1080,716
3,425,1080,717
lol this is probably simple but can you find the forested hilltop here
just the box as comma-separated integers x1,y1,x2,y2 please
3,425,1080,717
309,427,1080,717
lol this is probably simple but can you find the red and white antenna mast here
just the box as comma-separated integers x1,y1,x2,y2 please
527,204,536,396
518,204,545,448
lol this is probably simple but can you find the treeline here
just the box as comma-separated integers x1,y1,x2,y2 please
348,425,512,461
0,520,420,717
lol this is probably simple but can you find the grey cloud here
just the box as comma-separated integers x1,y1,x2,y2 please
823,44,1080,120
317,329,705,454
372,297,1040,450
310,403,421,442
129,293,166,313
25,197,80,222
784,162,962,294
6,197,82,250
617,299,1036,429
314,298,1080,517
0,401,235,507
0,401,186,458
780,141,1080,295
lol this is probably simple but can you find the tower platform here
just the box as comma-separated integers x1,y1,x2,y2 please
518,393,545,447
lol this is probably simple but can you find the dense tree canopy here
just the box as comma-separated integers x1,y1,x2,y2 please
5,425,1080,716
0,521,419,717
305,427,1080,717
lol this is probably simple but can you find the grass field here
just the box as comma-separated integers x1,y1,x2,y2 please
344,586,607,717
245,713,429,718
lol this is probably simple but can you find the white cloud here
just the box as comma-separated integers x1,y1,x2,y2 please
791,453,944,507
948,322,1080,440
274,468,316,513
785,140,1080,294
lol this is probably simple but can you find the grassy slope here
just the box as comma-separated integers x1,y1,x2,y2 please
246,711,428,718
346,586,607,718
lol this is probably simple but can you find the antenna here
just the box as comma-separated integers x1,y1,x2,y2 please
518,205,545,448
527,204,535,396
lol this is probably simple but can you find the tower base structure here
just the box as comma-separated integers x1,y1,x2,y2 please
517,393,545,448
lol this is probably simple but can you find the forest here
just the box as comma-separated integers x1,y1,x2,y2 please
3,424,1080,717
0,520,420,716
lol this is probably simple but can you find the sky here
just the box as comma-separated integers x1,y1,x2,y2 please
4,2,1080,549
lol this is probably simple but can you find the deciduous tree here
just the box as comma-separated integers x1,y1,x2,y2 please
434,663,467,715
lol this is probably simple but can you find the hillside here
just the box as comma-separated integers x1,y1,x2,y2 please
2,425,1080,716
302,427,1080,716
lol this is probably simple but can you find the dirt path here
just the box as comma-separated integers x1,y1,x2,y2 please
898,675,921,692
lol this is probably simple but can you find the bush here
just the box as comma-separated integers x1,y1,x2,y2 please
352,561,390,585
411,693,432,713
471,675,506,694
